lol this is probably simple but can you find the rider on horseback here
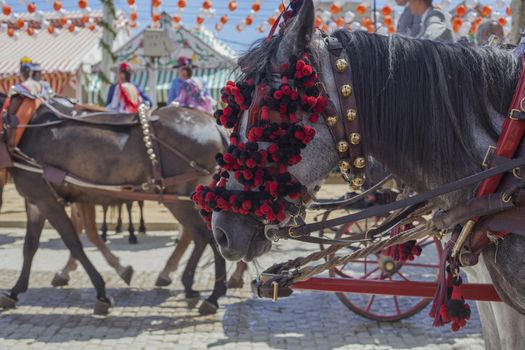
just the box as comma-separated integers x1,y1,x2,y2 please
106,62,152,113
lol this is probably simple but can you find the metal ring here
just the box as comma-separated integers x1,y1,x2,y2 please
520,98,525,112
513,168,523,180
502,192,513,203
288,227,302,239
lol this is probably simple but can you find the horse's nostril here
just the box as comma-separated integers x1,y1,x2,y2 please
215,227,229,248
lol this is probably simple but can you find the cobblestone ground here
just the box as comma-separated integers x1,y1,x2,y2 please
0,228,485,349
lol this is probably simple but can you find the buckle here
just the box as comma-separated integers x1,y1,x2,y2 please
482,145,496,169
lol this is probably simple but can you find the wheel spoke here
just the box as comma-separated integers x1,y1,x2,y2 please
344,259,379,264
365,294,376,312
354,221,364,234
396,271,411,281
360,267,379,279
393,296,401,315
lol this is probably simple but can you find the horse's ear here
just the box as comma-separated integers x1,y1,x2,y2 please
277,0,315,63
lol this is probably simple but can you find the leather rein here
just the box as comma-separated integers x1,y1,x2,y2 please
257,34,525,246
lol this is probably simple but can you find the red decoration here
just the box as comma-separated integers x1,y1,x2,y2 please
252,3,260,12
356,4,367,15
228,1,237,12
481,5,492,17
177,0,186,8
27,27,34,36
381,5,392,17
172,15,181,23
130,12,138,21
220,15,228,25
53,1,62,12
196,16,204,25
48,25,55,34
128,0,135,5
7,28,14,37
245,16,253,26
152,13,161,22
2,4,11,16
202,0,212,10
455,4,467,17
16,19,24,29
27,3,37,14
330,4,341,15
78,0,88,10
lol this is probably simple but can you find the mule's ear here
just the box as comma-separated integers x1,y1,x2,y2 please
277,0,315,63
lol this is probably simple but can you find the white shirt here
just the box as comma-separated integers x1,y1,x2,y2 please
420,7,432,27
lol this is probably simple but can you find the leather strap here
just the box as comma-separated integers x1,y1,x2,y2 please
266,155,525,240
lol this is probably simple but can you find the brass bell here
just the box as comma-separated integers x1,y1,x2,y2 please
335,58,348,73
340,84,352,97
354,157,366,169
147,148,154,155
149,154,157,160
346,108,357,121
143,127,150,135
145,141,152,148
143,136,151,143
351,176,365,188
349,133,361,145
337,140,349,153
339,160,351,172
326,115,338,126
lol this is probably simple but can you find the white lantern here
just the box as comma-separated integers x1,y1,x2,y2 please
465,0,478,9
344,11,355,23
350,21,362,31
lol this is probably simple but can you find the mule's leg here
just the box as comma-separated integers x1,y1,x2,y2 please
115,203,123,234
227,261,248,289
138,201,146,234
199,240,227,315
101,204,109,242
51,203,83,287
0,201,44,309
126,202,137,244
180,234,207,308
155,226,192,287
37,200,111,315
80,203,133,285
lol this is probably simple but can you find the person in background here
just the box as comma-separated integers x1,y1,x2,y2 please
409,0,454,42
169,56,214,114
106,62,152,113
476,19,505,46
14,62,42,96
396,0,420,37
30,63,53,99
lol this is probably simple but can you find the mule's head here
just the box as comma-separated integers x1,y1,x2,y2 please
204,0,348,261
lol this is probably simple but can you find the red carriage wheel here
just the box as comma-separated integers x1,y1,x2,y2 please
316,208,443,321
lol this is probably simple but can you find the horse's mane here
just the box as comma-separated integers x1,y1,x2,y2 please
333,31,521,187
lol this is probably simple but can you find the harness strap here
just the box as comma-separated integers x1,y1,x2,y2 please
266,155,525,240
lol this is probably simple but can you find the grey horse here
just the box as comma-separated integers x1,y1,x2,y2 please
210,0,525,348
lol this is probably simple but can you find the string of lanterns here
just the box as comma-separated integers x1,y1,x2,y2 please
0,0,515,39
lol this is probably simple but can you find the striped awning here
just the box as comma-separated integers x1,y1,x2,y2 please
88,68,238,105
0,72,71,95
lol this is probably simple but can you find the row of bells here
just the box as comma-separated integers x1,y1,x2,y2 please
333,58,365,189
139,104,158,164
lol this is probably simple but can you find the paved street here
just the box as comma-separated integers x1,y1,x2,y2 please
0,184,486,349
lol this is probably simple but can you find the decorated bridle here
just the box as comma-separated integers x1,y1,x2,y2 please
191,13,367,239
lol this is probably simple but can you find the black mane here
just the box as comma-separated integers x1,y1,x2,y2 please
333,31,521,189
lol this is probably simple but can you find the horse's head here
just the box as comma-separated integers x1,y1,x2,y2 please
192,0,364,261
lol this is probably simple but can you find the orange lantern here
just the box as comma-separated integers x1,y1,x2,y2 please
245,16,253,26
366,24,374,33
314,16,323,28
235,24,243,32
498,17,507,27
68,24,75,32
128,0,135,5
279,3,285,12
152,13,161,22
388,25,396,34
252,3,260,12
152,0,161,8
16,19,25,29
88,24,96,31
53,1,62,11
2,5,11,16
7,28,15,37
506,6,511,17
473,17,482,26
48,25,55,34
27,3,37,14
228,1,237,11
82,15,90,24
129,22,137,29
196,16,204,25
177,0,186,8
452,17,463,31
455,4,466,17
59,17,67,26
335,17,344,27
130,12,138,21
202,0,212,10
330,4,341,15
356,4,367,15
384,15,393,27
361,17,371,28
481,5,492,17
78,0,88,10
321,23,329,32
268,16,276,25
381,5,392,17
172,15,181,23
27,27,34,36
215,23,222,31
220,15,228,25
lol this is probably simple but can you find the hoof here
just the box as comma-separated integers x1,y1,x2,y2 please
94,297,112,315
155,275,172,287
128,235,138,244
227,277,244,289
100,234,107,243
0,293,16,309
139,226,146,235
119,266,134,286
51,273,70,287
185,291,200,309
198,300,218,315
